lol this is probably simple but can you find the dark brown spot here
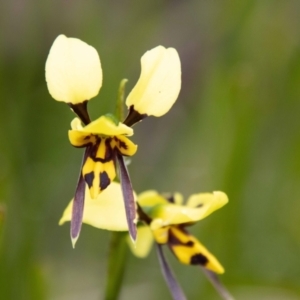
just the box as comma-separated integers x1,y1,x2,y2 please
84,172,94,188
186,241,194,247
163,194,175,203
118,139,127,150
190,253,209,266
99,171,110,190
168,227,194,247
168,229,181,245
104,138,114,160
89,139,116,163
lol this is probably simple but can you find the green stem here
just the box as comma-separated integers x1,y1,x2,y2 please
103,79,130,299
104,232,128,300
115,79,128,121
0,204,5,244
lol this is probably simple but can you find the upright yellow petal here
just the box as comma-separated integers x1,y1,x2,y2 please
137,190,168,207
148,191,228,227
59,182,130,231
186,191,228,219
150,204,203,225
126,46,181,117
45,34,102,104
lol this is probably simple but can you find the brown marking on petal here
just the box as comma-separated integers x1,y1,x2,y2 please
114,137,128,151
104,138,114,160
84,172,94,188
74,135,96,148
162,193,175,203
99,171,110,190
88,138,115,163
118,139,128,150
123,105,147,127
89,137,101,159
168,226,196,248
190,253,209,266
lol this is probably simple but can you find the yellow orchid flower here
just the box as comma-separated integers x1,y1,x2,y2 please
131,190,228,274
60,183,232,299
45,35,181,245
60,184,227,272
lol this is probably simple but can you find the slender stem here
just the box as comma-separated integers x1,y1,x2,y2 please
156,244,187,300
103,79,130,300
104,232,128,300
0,204,5,246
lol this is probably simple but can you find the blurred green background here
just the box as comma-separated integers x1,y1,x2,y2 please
1,0,300,299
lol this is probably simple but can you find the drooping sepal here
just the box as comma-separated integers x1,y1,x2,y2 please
156,244,187,300
202,268,234,300
70,171,86,248
117,154,137,241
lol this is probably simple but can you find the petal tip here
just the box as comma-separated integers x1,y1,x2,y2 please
129,226,137,243
71,235,79,248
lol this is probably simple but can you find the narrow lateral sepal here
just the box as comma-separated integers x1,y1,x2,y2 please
70,148,90,247
116,153,137,242
70,174,85,248
201,268,235,300
156,244,187,300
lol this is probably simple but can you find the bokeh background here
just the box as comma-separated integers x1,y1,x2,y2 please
1,0,300,299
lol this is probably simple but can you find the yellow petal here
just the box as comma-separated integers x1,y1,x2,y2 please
125,46,181,117
82,157,116,199
45,34,102,104
137,190,168,207
186,191,228,219
113,135,138,156
149,191,228,227
127,226,154,258
160,192,183,205
151,223,170,244
148,203,203,225
72,115,133,137
168,227,224,274
68,118,97,147
70,117,83,130
59,182,131,231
